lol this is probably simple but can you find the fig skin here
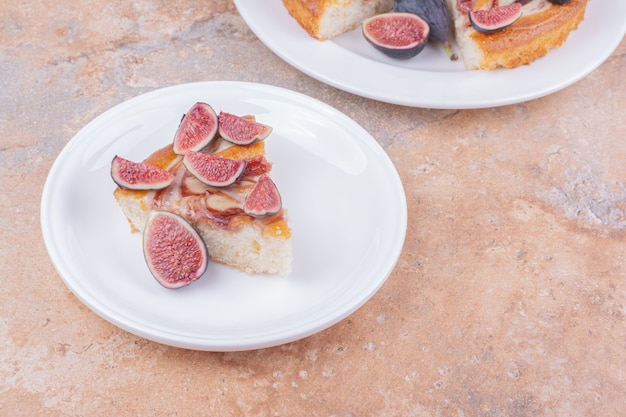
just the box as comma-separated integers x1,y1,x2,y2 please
362,12,430,60
143,211,209,289
547,0,571,3
394,0,458,60
469,3,523,34
111,155,174,190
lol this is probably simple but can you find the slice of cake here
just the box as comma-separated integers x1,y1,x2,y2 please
113,105,292,276
446,0,588,70
282,0,393,40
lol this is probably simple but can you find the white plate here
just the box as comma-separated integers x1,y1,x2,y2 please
234,0,626,108
40,81,407,351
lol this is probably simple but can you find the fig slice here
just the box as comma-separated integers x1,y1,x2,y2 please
218,111,272,145
243,174,282,218
143,210,208,289
362,12,430,60
111,155,174,190
173,102,219,155
469,3,523,34
183,150,246,187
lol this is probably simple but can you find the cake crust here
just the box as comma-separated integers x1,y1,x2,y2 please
282,0,393,40
449,0,588,70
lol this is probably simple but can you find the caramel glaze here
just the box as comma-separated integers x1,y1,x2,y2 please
147,142,290,238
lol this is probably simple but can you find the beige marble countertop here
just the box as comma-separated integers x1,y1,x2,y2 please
2,1,625,415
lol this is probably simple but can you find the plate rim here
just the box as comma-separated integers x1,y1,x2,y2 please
40,81,408,351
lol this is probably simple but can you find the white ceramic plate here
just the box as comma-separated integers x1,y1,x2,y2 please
234,0,626,108
40,82,407,351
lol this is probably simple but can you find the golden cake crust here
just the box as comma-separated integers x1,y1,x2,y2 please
471,0,588,69
282,0,393,41
282,0,328,40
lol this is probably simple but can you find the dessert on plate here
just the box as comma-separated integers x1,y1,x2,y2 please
281,0,588,70
112,102,292,288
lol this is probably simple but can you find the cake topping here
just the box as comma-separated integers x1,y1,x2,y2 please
173,102,219,155
243,174,283,218
468,2,523,33
218,111,273,145
111,155,174,190
143,210,209,288
183,151,246,187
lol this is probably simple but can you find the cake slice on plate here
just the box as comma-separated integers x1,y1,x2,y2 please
112,103,292,281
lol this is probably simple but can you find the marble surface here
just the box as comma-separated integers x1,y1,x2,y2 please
1,1,625,415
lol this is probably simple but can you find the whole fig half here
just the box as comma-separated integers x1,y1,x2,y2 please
469,3,523,34
362,12,430,60
243,174,282,218
111,155,174,190
173,102,218,155
183,151,246,187
218,111,272,146
143,211,208,289
394,0,458,60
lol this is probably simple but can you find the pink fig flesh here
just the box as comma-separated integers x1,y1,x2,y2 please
183,151,246,187
244,174,282,217
469,3,523,34
173,102,218,155
143,211,208,289
218,111,272,145
362,12,430,60
111,155,174,190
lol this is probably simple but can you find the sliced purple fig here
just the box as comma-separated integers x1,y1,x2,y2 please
173,102,219,155
111,155,174,190
143,210,208,289
469,3,523,34
218,111,272,145
243,174,282,218
362,12,430,60
183,151,246,187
